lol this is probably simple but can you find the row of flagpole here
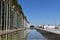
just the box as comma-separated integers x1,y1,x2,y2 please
0,0,10,40
0,0,10,31
1,1,2,31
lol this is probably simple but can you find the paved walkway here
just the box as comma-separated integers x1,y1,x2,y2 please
36,28,60,35
27,29,47,40
0,28,24,36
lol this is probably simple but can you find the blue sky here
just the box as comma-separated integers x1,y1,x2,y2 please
18,0,60,25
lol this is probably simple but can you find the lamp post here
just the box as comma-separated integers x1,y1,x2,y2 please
54,15,56,27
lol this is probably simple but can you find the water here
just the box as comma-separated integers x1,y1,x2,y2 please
27,29,47,40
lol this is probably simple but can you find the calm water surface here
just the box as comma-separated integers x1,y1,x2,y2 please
27,29,47,40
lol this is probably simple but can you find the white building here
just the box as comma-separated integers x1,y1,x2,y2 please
43,24,56,29
38,24,58,29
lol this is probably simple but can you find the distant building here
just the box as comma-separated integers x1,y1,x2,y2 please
42,24,56,29
44,25,55,29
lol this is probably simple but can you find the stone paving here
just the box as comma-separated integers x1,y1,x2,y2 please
0,28,24,36
36,29,60,40
36,28,60,35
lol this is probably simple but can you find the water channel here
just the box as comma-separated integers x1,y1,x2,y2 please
27,29,47,40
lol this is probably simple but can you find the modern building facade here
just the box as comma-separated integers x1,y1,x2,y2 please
0,0,30,40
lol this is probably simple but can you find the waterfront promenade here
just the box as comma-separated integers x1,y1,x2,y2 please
0,28,24,36
36,28,60,35
36,28,60,40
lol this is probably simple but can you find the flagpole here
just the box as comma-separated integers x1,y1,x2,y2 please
5,0,8,32
9,0,10,29
1,1,2,30
4,0,6,31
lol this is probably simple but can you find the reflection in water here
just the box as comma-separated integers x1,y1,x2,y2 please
27,29,47,40
0,30,24,40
